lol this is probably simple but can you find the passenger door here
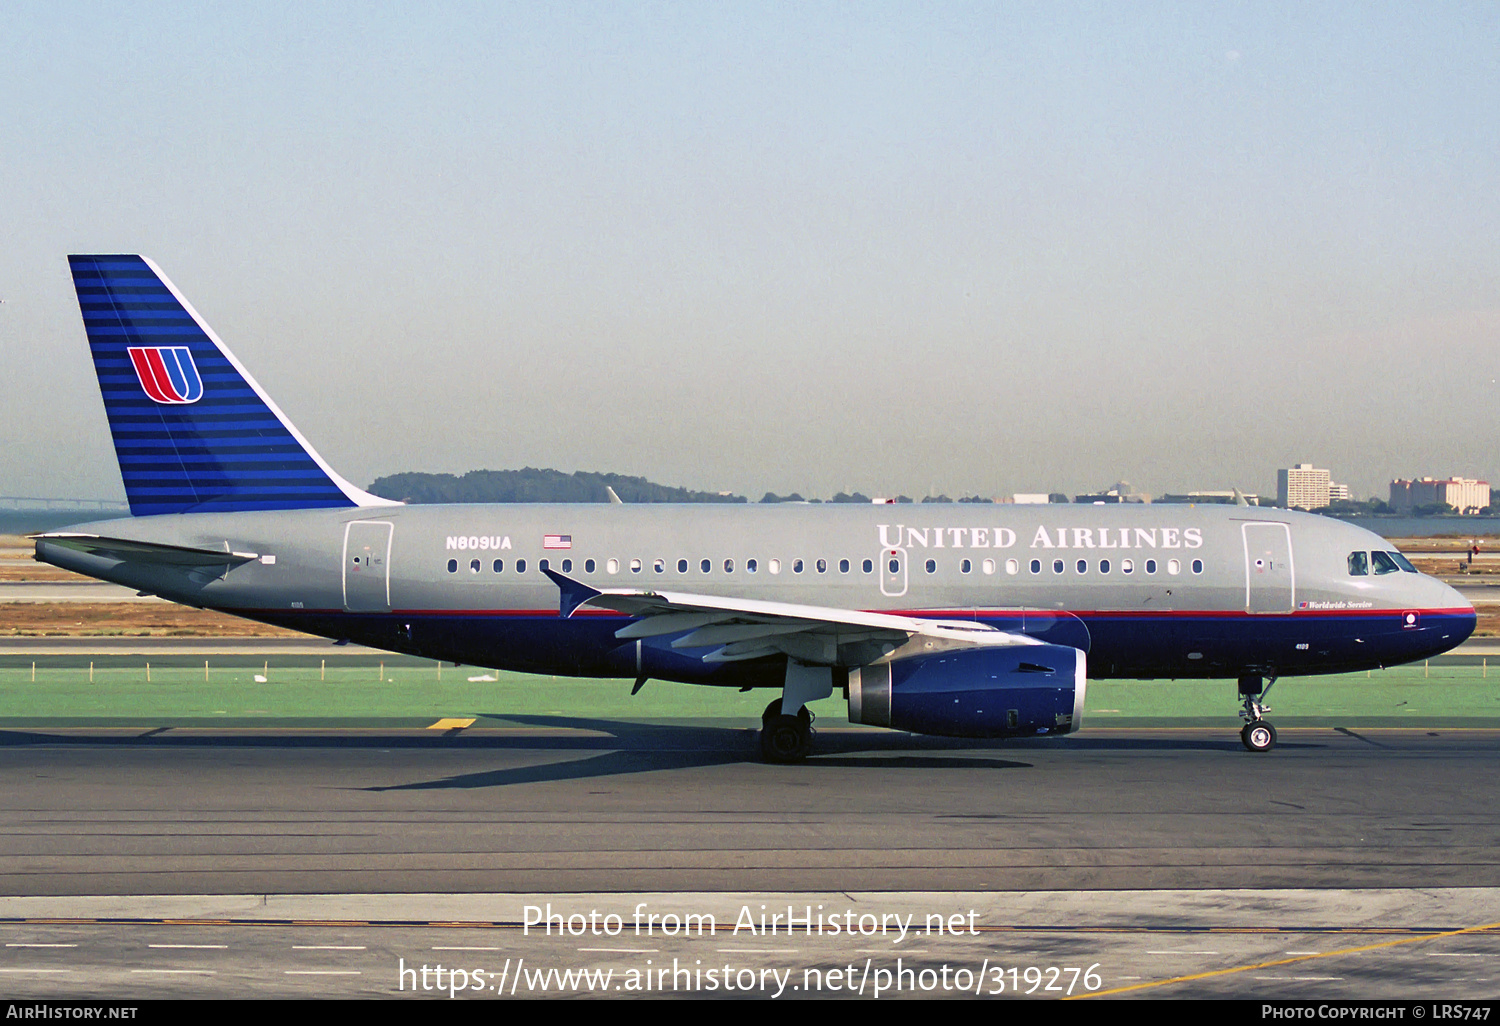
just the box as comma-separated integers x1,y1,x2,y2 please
343,520,393,611
1242,522,1294,614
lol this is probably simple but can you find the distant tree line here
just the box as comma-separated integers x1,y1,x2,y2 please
369,470,1019,505
368,469,747,504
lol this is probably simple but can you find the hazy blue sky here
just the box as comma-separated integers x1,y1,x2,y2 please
2,2,1497,502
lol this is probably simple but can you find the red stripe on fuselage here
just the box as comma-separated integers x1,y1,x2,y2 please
294,606,1474,620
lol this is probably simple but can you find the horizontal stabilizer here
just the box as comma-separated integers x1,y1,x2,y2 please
35,532,259,567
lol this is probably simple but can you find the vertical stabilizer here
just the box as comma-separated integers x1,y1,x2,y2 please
68,255,397,515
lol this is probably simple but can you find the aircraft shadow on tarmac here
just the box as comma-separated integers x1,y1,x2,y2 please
0,718,1318,790
0,718,1293,755
358,716,1041,790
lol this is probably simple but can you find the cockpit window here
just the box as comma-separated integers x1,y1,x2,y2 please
1347,551,1368,576
1388,551,1418,573
1371,550,1401,575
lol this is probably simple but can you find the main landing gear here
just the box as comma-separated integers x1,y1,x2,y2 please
1238,675,1278,753
760,699,813,763
759,661,833,764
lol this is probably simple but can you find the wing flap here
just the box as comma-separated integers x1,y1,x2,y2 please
540,568,1042,666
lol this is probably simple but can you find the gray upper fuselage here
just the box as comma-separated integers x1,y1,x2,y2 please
38,501,1465,620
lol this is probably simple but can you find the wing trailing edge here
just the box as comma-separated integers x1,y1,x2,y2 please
540,567,1044,665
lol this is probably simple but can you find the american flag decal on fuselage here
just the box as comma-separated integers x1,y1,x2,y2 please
127,346,203,404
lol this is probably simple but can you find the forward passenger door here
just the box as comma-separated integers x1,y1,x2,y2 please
1242,522,1294,614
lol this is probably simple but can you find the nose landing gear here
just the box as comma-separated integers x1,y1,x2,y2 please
1238,675,1278,752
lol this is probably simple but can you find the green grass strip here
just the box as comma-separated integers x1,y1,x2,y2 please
0,655,1496,727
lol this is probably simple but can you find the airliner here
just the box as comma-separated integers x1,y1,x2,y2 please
33,256,1476,760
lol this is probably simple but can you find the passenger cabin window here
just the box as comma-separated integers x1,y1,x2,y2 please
1099,559,1110,574
1145,559,1157,574
1053,559,1064,574
607,558,619,574
1030,559,1042,574
862,559,872,573
960,559,972,574
747,558,758,573
561,559,572,573
1372,550,1401,575
677,559,688,573
839,559,850,573
515,559,527,573
1004,559,1017,575
492,559,503,573
925,559,936,574
447,559,458,573
630,558,642,573
469,558,481,573
701,559,711,573
793,559,804,574
654,558,665,573
816,559,827,574
1122,559,1133,574
1076,559,1087,574
1191,559,1203,574
1348,551,1369,576
586,559,597,573
724,558,734,573
770,559,782,574
539,558,550,571
1167,559,1181,575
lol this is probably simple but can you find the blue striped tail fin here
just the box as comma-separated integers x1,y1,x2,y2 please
68,255,396,516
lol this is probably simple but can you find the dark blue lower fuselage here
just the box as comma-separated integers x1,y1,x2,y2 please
253,605,1477,687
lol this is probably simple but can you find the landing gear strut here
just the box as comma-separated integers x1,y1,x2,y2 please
760,699,812,763
1238,675,1278,753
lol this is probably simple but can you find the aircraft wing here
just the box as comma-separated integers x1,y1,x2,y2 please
542,567,1042,665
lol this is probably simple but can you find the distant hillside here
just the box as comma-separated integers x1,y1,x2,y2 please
367,469,747,504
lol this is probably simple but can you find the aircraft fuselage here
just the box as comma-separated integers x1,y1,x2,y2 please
36,502,1475,689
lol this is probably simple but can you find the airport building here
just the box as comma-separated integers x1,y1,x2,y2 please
1074,481,1150,504
1389,477,1491,515
1158,491,1264,506
1277,464,1333,510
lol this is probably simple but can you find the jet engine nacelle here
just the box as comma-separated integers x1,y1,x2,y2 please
847,644,1086,738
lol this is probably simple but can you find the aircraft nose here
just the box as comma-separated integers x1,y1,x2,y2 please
1434,579,1477,647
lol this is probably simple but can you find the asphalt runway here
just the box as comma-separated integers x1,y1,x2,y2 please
3,723,1500,998
2,724,1498,896
3,888,1500,999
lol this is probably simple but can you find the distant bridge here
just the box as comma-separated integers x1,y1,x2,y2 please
0,497,129,512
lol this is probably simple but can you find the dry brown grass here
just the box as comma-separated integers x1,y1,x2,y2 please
0,602,304,637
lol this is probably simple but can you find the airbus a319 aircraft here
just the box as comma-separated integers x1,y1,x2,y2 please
35,256,1476,760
